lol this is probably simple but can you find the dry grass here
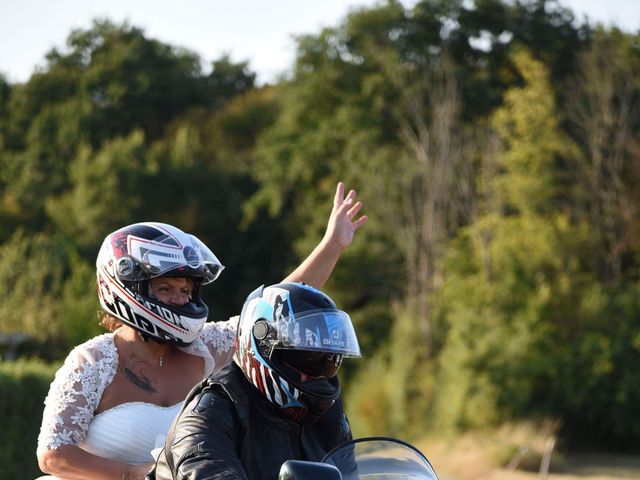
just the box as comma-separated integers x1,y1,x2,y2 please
414,422,640,480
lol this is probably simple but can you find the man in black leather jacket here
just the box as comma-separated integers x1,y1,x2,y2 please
151,282,361,480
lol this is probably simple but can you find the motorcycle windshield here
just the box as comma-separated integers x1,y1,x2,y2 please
322,437,439,480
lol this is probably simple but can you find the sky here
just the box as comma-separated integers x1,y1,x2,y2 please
0,0,639,85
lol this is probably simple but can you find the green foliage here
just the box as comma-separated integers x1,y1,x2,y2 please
344,352,393,437
0,19,282,351
237,1,640,449
545,283,640,447
58,256,102,349
63,20,207,143
492,49,576,213
564,28,640,285
433,49,576,429
0,231,66,340
0,359,60,479
430,46,640,449
205,55,256,109
46,131,148,251
0,229,101,359
346,300,437,438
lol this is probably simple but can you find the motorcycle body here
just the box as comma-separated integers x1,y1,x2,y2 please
279,436,439,480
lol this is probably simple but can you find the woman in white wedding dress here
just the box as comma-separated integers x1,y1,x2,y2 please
36,182,367,480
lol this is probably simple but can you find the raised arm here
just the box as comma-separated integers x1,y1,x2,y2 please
283,182,368,289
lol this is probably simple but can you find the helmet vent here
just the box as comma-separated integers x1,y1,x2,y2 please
300,287,334,308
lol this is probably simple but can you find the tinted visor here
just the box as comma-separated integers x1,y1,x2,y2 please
269,309,361,358
277,349,344,378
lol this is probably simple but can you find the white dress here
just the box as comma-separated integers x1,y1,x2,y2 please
80,402,181,463
36,319,237,469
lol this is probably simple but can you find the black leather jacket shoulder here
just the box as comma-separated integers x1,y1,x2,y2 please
151,363,352,480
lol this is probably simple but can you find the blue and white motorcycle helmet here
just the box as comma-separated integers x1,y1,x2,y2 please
234,282,361,421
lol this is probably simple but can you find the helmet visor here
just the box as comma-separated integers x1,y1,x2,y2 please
269,309,361,358
122,233,224,283
275,349,344,378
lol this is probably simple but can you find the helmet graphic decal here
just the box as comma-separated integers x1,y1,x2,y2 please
238,320,302,409
127,233,189,277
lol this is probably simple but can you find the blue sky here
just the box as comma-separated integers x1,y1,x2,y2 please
0,0,638,85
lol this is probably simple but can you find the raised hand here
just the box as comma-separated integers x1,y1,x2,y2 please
323,182,368,251
282,181,368,289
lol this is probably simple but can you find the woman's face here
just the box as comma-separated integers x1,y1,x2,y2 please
149,277,194,306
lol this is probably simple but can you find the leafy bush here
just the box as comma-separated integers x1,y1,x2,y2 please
0,359,60,479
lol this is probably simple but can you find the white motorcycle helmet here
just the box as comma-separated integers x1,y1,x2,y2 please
96,222,224,345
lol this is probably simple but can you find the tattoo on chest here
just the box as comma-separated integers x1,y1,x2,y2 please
122,355,158,393
124,368,157,393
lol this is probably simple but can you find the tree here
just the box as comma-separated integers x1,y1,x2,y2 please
205,55,256,109
0,231,76,354
0,20,264,353
45,131,147,252
245,1,411,359
434,48,581,430
567,28,640,285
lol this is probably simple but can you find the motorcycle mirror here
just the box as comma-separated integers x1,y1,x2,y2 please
278,459,342,480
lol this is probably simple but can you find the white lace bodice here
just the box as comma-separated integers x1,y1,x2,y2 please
36,318,237,460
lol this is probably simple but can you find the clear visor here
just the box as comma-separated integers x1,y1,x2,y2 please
119,234,224,283
268,309,361,358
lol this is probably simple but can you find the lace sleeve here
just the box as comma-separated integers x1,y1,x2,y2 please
36,335,118,457
200,317,237,373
